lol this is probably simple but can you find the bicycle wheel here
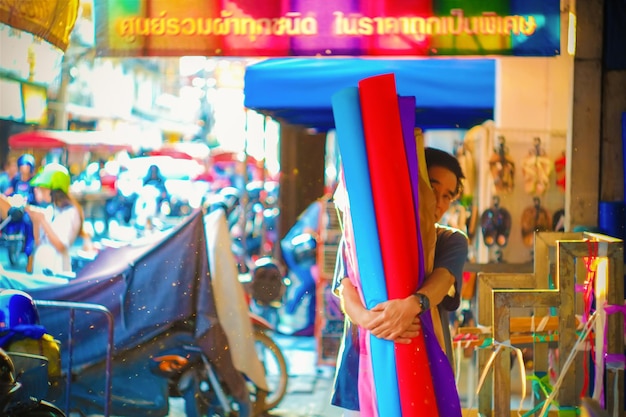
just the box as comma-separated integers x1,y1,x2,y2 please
253,329,288,411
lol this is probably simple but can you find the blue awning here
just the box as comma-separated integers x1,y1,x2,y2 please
243,58,495,130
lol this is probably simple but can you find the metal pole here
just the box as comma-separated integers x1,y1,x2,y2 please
35,300,115,417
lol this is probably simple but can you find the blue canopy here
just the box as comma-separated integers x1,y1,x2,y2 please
243,58,496,130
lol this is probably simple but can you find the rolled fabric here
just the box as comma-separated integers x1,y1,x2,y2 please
399,97,463,417
359,73,439,417
331,87,401,417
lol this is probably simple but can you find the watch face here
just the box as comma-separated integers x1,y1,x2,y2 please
420,293,430,311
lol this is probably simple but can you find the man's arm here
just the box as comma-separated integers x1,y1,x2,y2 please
339,278,420,344
0,194,12,219
338,278,376,327
366,268,452,341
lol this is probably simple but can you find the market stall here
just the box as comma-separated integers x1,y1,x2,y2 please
244,58,496,130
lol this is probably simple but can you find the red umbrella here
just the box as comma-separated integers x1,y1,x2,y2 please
148,149,193,160
9,130,133,153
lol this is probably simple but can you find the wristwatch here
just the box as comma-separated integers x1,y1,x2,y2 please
415,292,430,315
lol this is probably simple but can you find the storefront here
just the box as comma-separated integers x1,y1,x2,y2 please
92,0,576,361
3,0,624,414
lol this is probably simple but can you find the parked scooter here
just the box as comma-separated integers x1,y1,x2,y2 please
150,313,288,416
0,289,65,416
0,196,35,269
210,183,279,275
277,201,322,336
239,257,287,330
150,332,253,417
204,198,288,411
0,348,66,416
0,211,284,417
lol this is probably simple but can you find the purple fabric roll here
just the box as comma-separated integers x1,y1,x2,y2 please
398,96,462,417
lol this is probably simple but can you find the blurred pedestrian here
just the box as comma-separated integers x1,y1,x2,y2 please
4,154,36,204
2,164,84,275
143,164,167,201
0,156,17,194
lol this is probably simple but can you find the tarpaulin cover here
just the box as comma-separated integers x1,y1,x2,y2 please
244,58,495,130
25,210,219,366
0,210,245,415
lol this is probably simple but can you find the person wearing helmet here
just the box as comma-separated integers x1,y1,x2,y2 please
4,154,36,203
18,164,83,275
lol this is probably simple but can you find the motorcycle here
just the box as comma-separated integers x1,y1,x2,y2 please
0,210,285,417
149,313,288,416
203,207,288,413
0,196,35,269
0,289,65,416
208,182,279,275
239,257,288,333
277,201,323,336
207,185,317,337
0,348,66,416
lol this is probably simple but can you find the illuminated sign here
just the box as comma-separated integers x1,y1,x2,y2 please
22,82,48,125
0,78,24,121
0,77,48,125
94,0,560,57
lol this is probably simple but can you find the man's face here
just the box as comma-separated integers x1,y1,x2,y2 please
428,165,458,221
19,165,31,179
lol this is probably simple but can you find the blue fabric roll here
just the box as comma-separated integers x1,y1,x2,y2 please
331,87,401,417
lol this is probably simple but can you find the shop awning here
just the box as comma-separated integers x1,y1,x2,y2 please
244,58,495,130
0,0,80,51
9,129,134,152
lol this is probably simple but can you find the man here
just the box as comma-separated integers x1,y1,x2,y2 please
331,147,469,415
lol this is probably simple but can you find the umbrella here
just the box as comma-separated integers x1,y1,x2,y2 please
0,0,80,52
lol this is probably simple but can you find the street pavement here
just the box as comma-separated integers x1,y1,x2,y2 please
263,334,343,417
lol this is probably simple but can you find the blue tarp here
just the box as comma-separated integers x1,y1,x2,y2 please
0,210,246,416
243,58,496,130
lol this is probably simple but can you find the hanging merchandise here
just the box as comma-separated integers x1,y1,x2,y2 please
454,141,477,239
521,137,553,196
455,140,477,200
520,197,552,247
489,135,515,194
480,196,512,248
552,208,565,232
443,200,469,234
554,151,566,192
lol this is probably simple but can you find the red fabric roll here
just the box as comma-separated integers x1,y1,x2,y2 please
358,73,439,417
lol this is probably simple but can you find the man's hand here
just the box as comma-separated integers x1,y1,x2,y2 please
394,317,422,345
367,296,421,342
